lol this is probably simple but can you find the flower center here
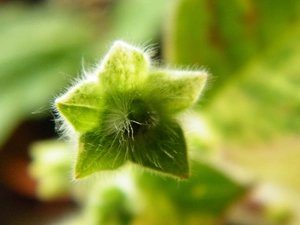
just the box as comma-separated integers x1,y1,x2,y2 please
126,99,158,137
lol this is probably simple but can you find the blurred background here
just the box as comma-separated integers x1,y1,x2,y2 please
0,0,299,224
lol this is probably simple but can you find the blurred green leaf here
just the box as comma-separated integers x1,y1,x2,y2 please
108,0,171,43
136,160,247,225
0,4,96,146
29,140,72,200
203,19,300,189
205,21,300,144
84,187,133,225
164,0,300,101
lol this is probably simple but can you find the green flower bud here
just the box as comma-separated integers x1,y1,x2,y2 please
55,41,207,179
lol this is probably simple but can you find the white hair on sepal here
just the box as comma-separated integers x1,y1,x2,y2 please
52,60,102,153
138,40,158,59
51,101,80,185
111,38,156,62
52,79,82,144
200,66,214,93
71,163,134,193
162,64,210,103
88,42,114,81
78,57,96,83
53,104,78,144
159,62,208,76
90,39,158,88
137,40,162,72
131,162,185,182
118,39,155,68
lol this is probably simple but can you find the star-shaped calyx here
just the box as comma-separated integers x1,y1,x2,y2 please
55,41,207,179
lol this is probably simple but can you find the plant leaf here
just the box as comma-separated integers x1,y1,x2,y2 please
108,0,172,43
137,159,247,224
203,22,300,189
164,0,300,101
0,5,96,147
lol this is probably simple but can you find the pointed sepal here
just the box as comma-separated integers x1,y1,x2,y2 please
74,132,127,179
130,120,189,179
145,70,207,114
98,41,150,90
55,82,103,133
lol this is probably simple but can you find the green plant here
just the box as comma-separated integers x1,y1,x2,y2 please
32,27,297,225
30,41,247,225
1,1,299,224
55,41,207,179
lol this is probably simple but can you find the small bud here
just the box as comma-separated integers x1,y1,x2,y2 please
55,41,208,179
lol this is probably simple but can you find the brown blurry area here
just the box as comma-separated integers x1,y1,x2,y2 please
0,119,76,225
